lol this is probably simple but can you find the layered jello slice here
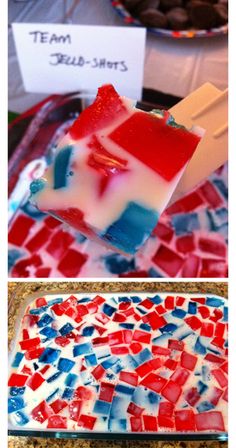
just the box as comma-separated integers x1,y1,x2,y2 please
8,292,227,434
30,85,203,254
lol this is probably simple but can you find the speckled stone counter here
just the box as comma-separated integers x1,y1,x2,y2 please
8,281,228,448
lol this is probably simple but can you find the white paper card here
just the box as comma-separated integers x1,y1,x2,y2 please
12,23,146,100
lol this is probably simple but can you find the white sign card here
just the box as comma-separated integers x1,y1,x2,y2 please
12,23,146,100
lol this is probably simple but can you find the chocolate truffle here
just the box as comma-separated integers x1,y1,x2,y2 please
166,7,189,29
160,0,183,12
139,8,168,27
189,2,218,28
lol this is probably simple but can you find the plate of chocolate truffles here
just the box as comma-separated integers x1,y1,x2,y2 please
110,0,228,38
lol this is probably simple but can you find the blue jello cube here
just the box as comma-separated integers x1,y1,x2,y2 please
101,356,119,369
119,323,135,329
47,371,63,383
197,380,208,395
130,296,142,303
78,297,90,303
62,387,75,400
171,309,186,319
53,145,73,189
115,384,134,395
223,306,228,322
47,297,63,306
46,387,60,402
110,396,129,419
149,295,162,305
111,360,124,374
37,313,53,328
30,306,48,315
118,296,131,303
134,348,152,365
39,347,61,364
93,400,111,415
59,322,74,336
58,357,75,372
65,373,78,388
108,418,127,431
73,342,93,357
11,352,24,368
172,213,200,235
159,323,178,334
194,337,207,355
139,323,151,332
102,303,116,317
85,354,97,367
213,179,228,199
102,201,158,254
82,326,94,337
9,387,26,397
122,355,138,370
33,363,39,371
104,254,135,275
206,297,224,308
8,397,25,413
39,326,58,339
148,267,163,278
188,302,197,314
12,410,29,426
197,401,214,412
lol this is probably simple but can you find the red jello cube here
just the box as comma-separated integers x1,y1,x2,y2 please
200,181,223,208
140,373,167,393
161,380,182,404
200,258,227,278
127,402,144,417
46,229,75,258
54,336,71,347
9,215,34,246
31,400,53,423
152,245,184,277
36,297,47,307
222,387,228,402
175,410,196,431
165,296,175,310
199,237,226,258
22,329,29,340
111,346,129,355
184,316,202,331
210,387,223,406
153,222,174,243
99,382,115,402
168,339,184,351
69,400,83,421
47,415,67,429
211,337,225,349
152,345,171,357
132,330,151,344
143,415,158,431
49,399,67,414
198,306,210,319
130,342,143,354
185,387,201,406
215,323,225,338
158,402,174,428
8,373,28,387
140,298,154,310
143,311,167,331
44,215,62,229
92,336,109,347
195,411,225,431
166,191,203,214
210,308,223,323
19,337,41,351
170,368,190,386
204,353,225,364
36,265,51,276
130,416,143,432
27,372,45,391
155,304,166,315
164,359,178,370
57,249,88,277
135,361,153,378
112,312,127,323
108,330,124,346
176,234,195,254
176,296,185,306
21,365,32,376
119,371,138,386
78,414,97,430
181,254,200,278
91,364,106,380
39,365,50,375
200,322,214,337
123,329,133,344
12,254,42,278
180,351,198,371
74,386,92,400
212,369,228,388
220,361,228,374
25,347,44,360
26,226,52,253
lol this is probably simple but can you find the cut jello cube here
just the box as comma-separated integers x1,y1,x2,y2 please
30,84,202,255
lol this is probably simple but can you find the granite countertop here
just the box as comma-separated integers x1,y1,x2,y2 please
8,281,228,448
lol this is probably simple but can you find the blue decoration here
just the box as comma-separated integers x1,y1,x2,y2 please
104,254,135,274
198,381,208,395
84,354,97,367
130,296,142,303
30,178,46,195
11,352,24,368
171,309,186,319
82,326,94,337
37,313,53,328
188,302,197,314
102,303,116,317
73,342,93,357
8,397,25,413
9,387,26,396
102,201,158,254
12,411,29,426
194,337,207,355
65,373,78,388
93,400,111,415
58,357,75,372
206,297,224,307
39,327,58,339
53,145,73,190
115,384,135,395
62,387,75,400
46,388,60,402
159,323,178,334
47,371,63,383
172,213,200,235
39,347,61,364
59,322,74,336
197,401,214,412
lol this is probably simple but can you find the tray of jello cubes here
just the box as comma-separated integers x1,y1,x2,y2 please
8,291,228,440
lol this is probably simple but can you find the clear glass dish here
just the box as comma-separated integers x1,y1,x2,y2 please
8,282,228,441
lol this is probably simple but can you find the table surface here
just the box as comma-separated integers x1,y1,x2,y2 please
8,281,228,448
8,0,228,113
